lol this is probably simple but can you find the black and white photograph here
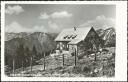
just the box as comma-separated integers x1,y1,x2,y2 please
1,1,127,81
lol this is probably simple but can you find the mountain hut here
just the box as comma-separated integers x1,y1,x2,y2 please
55,27,103,56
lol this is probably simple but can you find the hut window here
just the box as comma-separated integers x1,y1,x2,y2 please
67,35,72,39
72,35,77,39
64,35,77,39
63,35,68,39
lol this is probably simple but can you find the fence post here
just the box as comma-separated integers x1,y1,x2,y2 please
22,60,24,71
103,64,104,75
63,53,64,66
30,56,33,73
75,48,77,66
13,58,15,74
94,51,96,61
44,52,45,70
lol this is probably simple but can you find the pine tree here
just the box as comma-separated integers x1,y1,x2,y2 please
30,45,37,73
24,46,30,67
16,44,25,71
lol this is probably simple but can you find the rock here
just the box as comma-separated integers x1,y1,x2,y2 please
94,68,98,73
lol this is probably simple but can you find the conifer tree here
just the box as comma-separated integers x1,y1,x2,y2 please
30,45,37,73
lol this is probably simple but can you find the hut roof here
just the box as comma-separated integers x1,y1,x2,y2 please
55,27,93,43
68,39,82,45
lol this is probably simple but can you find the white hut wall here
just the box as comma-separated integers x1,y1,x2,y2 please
56,41,69,50
69,45,77,54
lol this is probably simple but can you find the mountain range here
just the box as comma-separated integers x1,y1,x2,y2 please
96,27,116,46
5,27,116,56
5,32,58,57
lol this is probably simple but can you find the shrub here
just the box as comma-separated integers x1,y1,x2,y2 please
82,66,91,73
72,66,82,74
55,66,63,71
71,52,75,56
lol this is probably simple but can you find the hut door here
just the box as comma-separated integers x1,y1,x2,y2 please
93,44,97,52
91,38,97,51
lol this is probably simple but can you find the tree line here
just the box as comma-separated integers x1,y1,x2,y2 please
5,44,49,74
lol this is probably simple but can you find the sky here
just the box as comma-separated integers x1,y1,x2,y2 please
5,4,116,33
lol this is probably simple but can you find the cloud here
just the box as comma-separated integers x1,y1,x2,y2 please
51,11,73,18
47,21,62,33
48,21,58,29
80,15,115,29
33,25,47,33
5,5,24,15
39,11,73,19
5,21,28,33
5,21,47,33
39,12,50,19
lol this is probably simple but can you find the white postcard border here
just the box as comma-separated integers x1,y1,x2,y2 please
1,1,127,81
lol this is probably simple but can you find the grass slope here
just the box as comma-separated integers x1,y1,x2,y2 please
11,47,115,77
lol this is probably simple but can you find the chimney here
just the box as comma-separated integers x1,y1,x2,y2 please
74,26,76,31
